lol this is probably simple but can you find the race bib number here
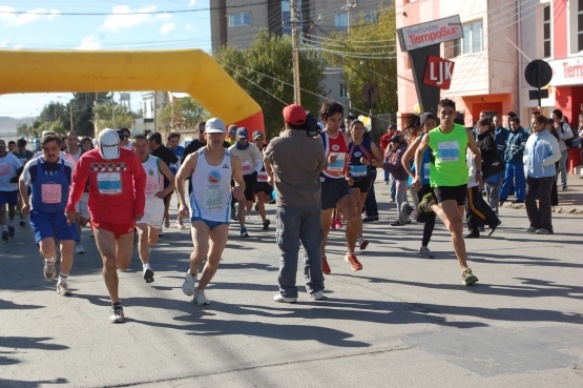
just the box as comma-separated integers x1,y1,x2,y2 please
423,162,431,180
97,172,122,195
257,171,268,182
349,164,368,178
0,164,10,177
327,152,346,172
437,141,459,162
241,161,252,175
41,183,62,204
204,187,224,211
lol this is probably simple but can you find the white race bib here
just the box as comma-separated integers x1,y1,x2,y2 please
257,171,268,182
437,141,459,162
327,152,346,172
203,186,224,211
97,172,122,195
349,164,368,178
241,161,252,175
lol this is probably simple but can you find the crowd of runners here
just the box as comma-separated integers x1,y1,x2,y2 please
1,98,573,323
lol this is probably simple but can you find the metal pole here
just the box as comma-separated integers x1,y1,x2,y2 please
291,0,301,104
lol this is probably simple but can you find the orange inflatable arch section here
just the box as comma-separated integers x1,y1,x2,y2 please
0,49,264,132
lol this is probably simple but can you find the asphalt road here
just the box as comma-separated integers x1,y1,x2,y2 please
1,175,582,387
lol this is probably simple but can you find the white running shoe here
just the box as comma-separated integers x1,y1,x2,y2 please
57,282,72,296
193,289,210,306
181,270,196,296
75,242,85,255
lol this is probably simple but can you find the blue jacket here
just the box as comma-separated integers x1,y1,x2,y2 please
494,126,509,160
523,129,561,178
504,129,527,164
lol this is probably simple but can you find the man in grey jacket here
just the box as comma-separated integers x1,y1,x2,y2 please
264,104,327,303
524,114,561,234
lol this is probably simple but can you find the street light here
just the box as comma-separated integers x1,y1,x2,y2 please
341,0,358,33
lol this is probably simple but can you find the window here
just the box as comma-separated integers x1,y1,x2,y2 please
339,83,348,98
543,5,551,57
228,12,251,27
364,12,379,24
579,0,583,51
281,0,302,36
452,20,483,57
335,12,348,28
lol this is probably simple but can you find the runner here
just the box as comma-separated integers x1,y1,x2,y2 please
252,130,273,230
413,99,481,285
64,131,86,254
19,134,78,295
0,139,23,241
318,101,361,274
66,128,146,323
176,118,245,306
133,135,175,283
346,120,383,250
12,138,35,227
228,127,263,238
166,131,185,229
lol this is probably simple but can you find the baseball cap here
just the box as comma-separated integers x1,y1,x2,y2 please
98,128,121,160
283,104,307,126
236,127,248,139
252,130,264,140
420,112,437,127
205,118,227,134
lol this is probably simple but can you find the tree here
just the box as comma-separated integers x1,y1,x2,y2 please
70,93,113,137
322,6,397,136
157,96,209,131
216,30,325,137
93,103,134,132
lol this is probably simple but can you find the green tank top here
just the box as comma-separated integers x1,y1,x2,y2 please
428,123,469,187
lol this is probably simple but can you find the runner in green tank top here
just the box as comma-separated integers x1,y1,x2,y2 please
412,99,482,286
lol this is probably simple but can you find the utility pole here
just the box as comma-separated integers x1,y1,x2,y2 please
290,0,301,104
342,0,358,34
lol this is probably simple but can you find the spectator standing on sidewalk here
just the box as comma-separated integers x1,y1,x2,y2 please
524,115,561,234
499,117,527,205
264,104,326,303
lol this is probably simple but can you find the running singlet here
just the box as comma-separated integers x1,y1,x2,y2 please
347,137,373,179
31,159,69,214
320,131,348,181
142,155,163,199
189,149,232,222
428,124,469,187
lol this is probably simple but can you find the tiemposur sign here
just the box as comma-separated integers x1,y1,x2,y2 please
398,15,463,52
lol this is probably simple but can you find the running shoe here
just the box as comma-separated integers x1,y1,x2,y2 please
262,219,271,230
461,268,479,286
419,246,434,258
334,218,343,229
311,291,325,300
240,227,249,238
19,219,26,227
176,218,186,230
164,217,170,228
181,270,196,296
322,256,331,275
273,294,297,303
109,305,124,323
345,253,363,271
526,227,537,233
193,289,210,306
398,202,413,225
535,228,552,234
75,242,85,255
417,193,436,213
8,225,15,238
358,238,369,250
1,229,7,241
43,260,56,280
56,282,72,296
143,268,155,283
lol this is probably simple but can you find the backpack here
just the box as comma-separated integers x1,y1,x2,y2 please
561,123,580,148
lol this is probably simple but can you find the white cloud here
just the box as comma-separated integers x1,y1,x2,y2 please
0,6,60,27
76,36,101,50
160,22,175,34
185,23,193,30
100,5,171,33
188,0,197,6
0,41,6,47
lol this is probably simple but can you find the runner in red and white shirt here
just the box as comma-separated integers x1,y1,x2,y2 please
65,128,146,324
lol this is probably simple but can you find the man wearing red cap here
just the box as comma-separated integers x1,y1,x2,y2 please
65,128,146,323
264,104,326,303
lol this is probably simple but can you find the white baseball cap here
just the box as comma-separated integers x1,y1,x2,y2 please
205,118,226,134
98,128,121,160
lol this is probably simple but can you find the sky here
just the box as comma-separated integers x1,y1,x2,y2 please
0,0,211,118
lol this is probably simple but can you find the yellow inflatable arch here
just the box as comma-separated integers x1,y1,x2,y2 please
0,49,264,132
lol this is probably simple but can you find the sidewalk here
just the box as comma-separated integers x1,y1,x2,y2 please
0,175,582,387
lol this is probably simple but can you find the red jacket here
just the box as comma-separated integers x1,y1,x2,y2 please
380,131,397,152
66,147,146,223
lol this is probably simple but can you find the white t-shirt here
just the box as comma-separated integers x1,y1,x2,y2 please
0,153,23,191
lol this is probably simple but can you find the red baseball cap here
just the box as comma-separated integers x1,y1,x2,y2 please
283,104,307,125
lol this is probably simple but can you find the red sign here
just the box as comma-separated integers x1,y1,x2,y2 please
423,55,455,90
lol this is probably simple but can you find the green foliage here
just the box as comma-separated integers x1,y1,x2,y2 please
216,30,325,138
93,103,134,132
16,122,38,139
158,97,209,131
70,93,113,137
322,5,397,136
